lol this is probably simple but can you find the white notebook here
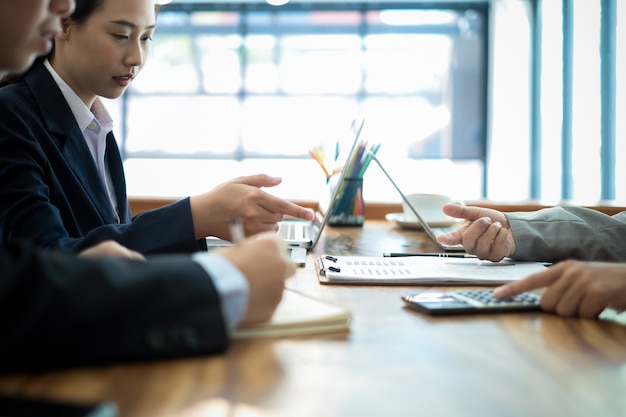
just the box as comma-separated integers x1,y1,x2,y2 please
316,255,547,285
231,289,351,339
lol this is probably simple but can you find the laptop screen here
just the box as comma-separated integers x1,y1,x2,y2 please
308,118,366,247
367,151,465,252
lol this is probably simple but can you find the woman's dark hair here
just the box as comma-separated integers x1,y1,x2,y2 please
0,0,106,87
70,0,107,25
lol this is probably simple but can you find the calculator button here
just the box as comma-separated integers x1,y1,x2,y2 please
455,290,540,307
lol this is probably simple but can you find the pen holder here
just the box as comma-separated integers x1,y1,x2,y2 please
328,176,365,227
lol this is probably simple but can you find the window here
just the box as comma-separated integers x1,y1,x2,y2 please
488,0,624,204
109,0,624,206
107,1,489,202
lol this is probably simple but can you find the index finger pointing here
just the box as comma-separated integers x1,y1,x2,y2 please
493,263,560,298
263,196,314,221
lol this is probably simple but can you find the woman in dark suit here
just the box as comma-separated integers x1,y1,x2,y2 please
0,0,313,255
0,0,292,372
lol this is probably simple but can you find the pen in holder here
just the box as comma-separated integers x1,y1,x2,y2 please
310,137,380,227
329,176,365,227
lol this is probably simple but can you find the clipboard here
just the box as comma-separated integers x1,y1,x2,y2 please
316,254,547,285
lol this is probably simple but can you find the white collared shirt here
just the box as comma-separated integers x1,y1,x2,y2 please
43,59,119,223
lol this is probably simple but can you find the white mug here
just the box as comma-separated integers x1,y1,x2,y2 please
401,193,456,224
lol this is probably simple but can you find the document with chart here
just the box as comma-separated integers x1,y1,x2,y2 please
316,255,547,285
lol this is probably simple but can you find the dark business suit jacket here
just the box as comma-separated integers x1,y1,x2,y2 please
0,242,228,372
0,61,206,254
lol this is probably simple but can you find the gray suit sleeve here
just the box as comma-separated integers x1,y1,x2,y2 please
506,207,626,263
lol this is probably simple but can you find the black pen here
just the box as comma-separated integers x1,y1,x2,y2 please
383,252,476,258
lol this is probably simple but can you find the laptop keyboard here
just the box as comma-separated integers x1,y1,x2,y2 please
430,223,464,236
436,225,462,234
278,222,304,240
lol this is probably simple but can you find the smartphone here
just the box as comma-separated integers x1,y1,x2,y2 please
0,394,117,417
402,289,542,316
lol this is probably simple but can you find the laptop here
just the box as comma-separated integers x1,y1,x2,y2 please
367,151,466,252
277,118,366,250
205,118,365,263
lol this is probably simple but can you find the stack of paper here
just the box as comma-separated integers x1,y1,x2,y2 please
231,289,351,339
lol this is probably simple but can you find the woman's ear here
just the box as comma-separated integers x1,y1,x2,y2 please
59,18,72,40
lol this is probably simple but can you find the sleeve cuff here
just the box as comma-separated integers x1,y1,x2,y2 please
191,252,249,331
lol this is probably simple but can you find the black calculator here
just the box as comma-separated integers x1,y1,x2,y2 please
402,289,542,315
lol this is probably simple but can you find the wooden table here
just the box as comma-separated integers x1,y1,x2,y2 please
1,221,625,417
